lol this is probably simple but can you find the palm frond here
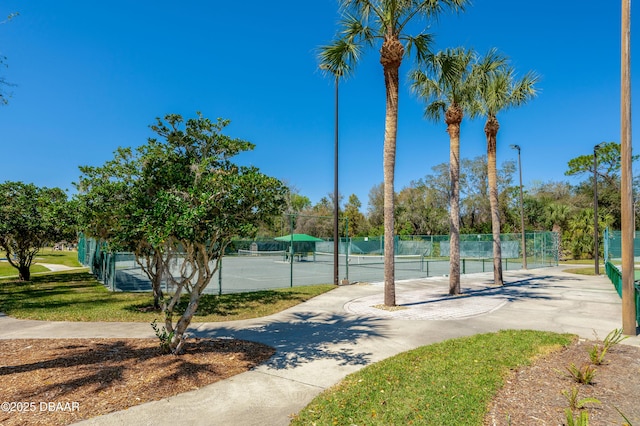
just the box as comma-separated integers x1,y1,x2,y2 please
343,0,378,22
339,13,376,43
318,39,361,78
398,0,470,32
475,58,540,117
405,32,435,65
509,70,540,106
410,46,478,121
425,99,447,121
475,47,507,76
410,69,442,99
318,13,375,78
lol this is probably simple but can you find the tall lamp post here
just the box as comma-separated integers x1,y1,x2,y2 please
332,71,340,285
593,142,606,275
321,64,342,286
510,145,527,269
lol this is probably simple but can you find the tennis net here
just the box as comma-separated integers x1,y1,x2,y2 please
236,249,286,258
313,252,424,270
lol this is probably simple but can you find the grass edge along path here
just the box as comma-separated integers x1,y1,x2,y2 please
0,248,83,277
291,330,575,426
0,270,335,322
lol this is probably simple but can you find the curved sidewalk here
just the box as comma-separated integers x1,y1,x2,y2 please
2,267,638,426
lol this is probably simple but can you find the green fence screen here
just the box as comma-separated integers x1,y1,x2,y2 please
78,231,558,295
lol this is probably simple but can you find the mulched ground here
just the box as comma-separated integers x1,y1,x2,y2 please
1,337,638,426
0,338,274,426
484,340,640,425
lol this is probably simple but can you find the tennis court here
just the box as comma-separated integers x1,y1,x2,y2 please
79,232,557,294
107,251,532,295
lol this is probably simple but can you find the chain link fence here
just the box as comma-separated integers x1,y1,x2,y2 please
78,227,558,294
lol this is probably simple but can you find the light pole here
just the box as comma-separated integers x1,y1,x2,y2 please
510,145,527,269
321,64,342,286
332,71,340,286
593,142,605,275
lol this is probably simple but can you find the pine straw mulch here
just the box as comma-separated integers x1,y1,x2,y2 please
0,338,274,426
484,339,640,425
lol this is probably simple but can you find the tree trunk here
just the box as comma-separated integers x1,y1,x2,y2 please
163,244,220,355
18,265,30,281
380,37,404,307
485,116,503,285
170,289,201,354
447,104,463,295
135,249,165,310
152,252,164,310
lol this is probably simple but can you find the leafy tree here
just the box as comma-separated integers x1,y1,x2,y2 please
460,156,490,232
567,208,614,259
565,142,635,189
75,147,168,309
564,142,640,245
422,157,515,235
253,187,310,239
294,196,336,238
396,180,448,235
546,202,572,257
320,0,468,306
367,182,385,233
410,47,481,295
77,113,287,354
289,193,312,213
343,194,370,237
0,182,76,280
475,51,538,285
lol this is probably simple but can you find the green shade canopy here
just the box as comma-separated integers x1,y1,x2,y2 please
274,234,324,242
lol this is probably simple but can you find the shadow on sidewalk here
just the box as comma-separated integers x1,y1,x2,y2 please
401,273,582,308
193,312,387,370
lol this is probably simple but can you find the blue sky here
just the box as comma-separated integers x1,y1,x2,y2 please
0,1,635,209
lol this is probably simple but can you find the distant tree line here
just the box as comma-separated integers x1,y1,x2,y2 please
274,142,636,262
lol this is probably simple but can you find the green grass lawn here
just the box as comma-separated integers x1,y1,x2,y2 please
559,259,604,275
291,330,575,426
0,262,48,277
0,270,335,322
34,248,83,267
0,248,83,278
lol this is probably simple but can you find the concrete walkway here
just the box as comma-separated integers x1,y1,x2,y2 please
2,266,638,425
35,263,86,272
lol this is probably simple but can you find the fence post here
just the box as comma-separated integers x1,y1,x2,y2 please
289,214,294,288
345,218,349,281
218,257,223,296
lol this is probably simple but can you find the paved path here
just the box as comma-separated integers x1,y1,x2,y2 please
1,266,638,425
0,262,86,280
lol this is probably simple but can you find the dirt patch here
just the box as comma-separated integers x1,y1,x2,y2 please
0,338,274,426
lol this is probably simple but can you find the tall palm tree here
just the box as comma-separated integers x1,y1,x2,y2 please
319,0,469,306
476,56,538,285
410,47,483,295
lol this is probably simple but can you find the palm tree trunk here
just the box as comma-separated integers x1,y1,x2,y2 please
485,116,503,285
446,104,463,295
380,37,403,307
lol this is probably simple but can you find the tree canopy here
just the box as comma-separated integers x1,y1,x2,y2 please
76,113,288,353
0,182,76,280
565,141,637,188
